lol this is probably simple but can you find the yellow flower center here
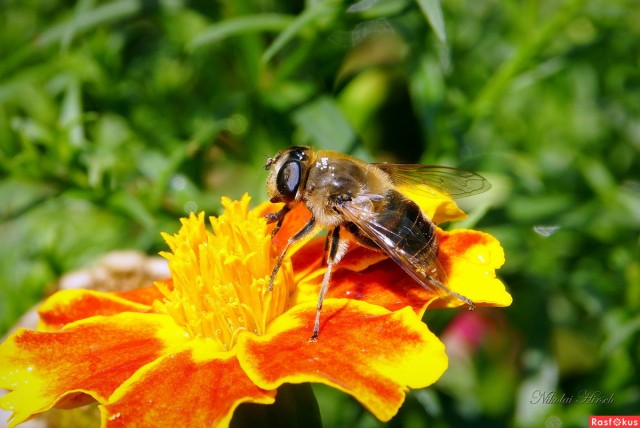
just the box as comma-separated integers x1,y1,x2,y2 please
156,195,294,351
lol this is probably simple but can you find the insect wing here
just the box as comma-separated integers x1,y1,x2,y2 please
337,198,465,305
375,164,491,199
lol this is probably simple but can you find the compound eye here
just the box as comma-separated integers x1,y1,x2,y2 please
276,160,301,202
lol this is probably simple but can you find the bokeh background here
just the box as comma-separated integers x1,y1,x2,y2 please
1,0,639,427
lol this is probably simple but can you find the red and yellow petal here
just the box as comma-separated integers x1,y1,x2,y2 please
115,283,167,306
290,238,388,305
399,187,468,224
101,341,275,428
434,228,511,309
255,202,315,255
320,258,435,312
37,289,159,331
295,228,510,314
236,299,447,422
289,238,324,282
291,237,387,282
0,313,189,427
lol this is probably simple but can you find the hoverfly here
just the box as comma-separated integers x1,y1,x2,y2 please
264,146,491,341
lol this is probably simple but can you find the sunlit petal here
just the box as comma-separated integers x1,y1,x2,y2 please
434,229,511,308
397,187,467,224
37,289,157,331
0,313,189,427
101,340,274,428
238,299,447,422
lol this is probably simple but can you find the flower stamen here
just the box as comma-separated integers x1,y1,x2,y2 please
157,195,295,351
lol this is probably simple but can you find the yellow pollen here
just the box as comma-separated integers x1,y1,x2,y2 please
156,195,294,351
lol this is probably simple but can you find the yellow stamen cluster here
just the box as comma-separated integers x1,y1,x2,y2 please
157,195,294,351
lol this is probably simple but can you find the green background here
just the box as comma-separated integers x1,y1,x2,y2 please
1,0,638,427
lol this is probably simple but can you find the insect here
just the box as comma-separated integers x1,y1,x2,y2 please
264,146,491,341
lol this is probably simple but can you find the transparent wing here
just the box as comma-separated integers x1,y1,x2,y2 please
337,196,471,306
375,164,491,199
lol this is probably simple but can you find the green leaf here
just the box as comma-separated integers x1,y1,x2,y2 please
0,179,59,220
416,0,447,43
108,190,156,230
189,14,294,51
261,1,340,64
469,0,587,119
292,96,356,152
35,0,141,48
60,77,85,149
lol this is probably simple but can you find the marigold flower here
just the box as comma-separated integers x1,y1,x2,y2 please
0,194,511,427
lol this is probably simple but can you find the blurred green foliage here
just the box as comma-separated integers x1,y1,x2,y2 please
1,0,639,427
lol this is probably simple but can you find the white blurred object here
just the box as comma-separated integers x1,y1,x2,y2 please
533,225,561,237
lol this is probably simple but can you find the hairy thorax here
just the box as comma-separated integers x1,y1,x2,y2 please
302,153,392,227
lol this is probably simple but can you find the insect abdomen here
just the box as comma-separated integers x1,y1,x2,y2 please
376,189,438,261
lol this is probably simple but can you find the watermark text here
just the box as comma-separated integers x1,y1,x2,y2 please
530,389,614,405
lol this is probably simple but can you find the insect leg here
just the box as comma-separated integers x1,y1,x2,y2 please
265,205,291,237
429,275,476,310
320,230,331,266
268,216,316,291
310,226,348,342
430,258,476,310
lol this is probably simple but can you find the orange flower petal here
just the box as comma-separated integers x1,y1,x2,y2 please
434,229,512,308
430,198,468,224
0,313,189,427
291,237,387,286
290,238,324,281
256,202,315,255
294,229,510,314
115,283,166,305
101,341,275,428
396,187,467,224
37,289,156,331
313,258,433,312
237,299,447,422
